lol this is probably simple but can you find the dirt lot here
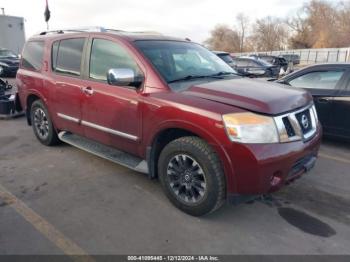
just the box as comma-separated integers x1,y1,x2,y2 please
1,78,350,256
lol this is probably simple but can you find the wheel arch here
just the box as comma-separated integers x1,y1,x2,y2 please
145,121,236,193
25,90,49,126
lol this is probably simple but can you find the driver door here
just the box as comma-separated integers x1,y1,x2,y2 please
80,37,144,155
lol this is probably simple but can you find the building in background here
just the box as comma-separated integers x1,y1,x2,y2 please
0,13,26,54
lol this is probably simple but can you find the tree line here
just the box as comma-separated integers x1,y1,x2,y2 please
204,0,350,53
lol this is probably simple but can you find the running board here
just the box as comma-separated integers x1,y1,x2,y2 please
58,131,149,174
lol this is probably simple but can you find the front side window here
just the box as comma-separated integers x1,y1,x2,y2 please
53,38,85,76
89,39,141,81
289,70,345,90
22,41,45,71
134,40,234,83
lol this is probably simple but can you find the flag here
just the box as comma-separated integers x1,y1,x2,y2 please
44,0,51,22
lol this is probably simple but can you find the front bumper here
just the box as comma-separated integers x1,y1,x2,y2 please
224,125,322,196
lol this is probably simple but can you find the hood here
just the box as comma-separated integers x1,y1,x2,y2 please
182,78,312,115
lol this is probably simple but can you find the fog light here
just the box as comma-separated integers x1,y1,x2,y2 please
271,171,283,187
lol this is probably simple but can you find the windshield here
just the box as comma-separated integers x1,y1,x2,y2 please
0,50,17,58
134,40,235,83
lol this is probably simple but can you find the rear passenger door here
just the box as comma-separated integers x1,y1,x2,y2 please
50,37,87,136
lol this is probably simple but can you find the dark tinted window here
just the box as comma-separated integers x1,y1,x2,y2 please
54,38,85,76
89,39,141,81
22,41,45,71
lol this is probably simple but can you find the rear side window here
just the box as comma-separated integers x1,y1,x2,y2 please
289,70,345,90
21,41,45,71
52,38,85,76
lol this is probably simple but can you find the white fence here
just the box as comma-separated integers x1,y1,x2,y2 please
233,47,350,65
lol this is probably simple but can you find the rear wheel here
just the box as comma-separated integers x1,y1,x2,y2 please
30,100,60,146
158,136,226,216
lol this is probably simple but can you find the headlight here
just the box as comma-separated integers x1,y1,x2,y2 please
222,112,279,143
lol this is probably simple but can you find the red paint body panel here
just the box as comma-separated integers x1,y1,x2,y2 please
16,32,322,197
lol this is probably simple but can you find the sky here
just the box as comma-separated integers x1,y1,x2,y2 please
0,0,308,43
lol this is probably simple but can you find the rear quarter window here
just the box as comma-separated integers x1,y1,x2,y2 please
21,41,45,71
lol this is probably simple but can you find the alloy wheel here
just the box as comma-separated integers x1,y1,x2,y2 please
33,108,50,140
167,154,207,204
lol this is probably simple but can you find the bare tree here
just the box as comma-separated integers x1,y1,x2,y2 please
287,0,350,48
236,13,249,52
251,16,289,51
205,0,350,53
204,24,241,52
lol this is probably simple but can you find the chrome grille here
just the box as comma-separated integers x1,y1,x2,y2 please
274,105,318,143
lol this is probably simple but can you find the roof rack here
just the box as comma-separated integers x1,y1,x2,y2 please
39,26,115,35
38,26,162,36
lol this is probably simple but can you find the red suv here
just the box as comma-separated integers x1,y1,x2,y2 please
17,28,321,216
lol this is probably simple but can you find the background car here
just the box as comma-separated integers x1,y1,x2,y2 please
280,54,300,65
250,55,288,72
231,57,280,78
0,48,20,77
277,63,350,140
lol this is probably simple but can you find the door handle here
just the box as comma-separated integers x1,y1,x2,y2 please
82,86,94,96
317,97,330,103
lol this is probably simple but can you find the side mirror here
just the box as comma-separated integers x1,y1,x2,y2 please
107,68,143,87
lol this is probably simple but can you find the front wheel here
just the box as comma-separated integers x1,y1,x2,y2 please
158,137,226,216
30,99,60,146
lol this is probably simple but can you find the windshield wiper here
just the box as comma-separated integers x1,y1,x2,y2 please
210,71,238,76
168,74,224,84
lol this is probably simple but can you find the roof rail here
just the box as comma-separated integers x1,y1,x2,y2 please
39,26,113,35
38,27,162,36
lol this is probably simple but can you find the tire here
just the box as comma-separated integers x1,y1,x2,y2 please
158,136,226,216
30,99,60,146
0,66,4,77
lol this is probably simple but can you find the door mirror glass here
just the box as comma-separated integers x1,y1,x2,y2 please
107,68,143,87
